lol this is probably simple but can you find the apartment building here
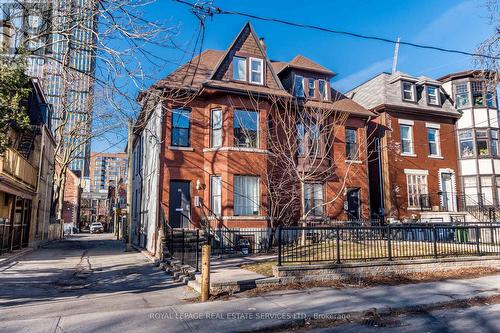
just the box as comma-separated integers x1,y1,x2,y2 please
131,22,373,255
89,152,128,193
349,72,461,222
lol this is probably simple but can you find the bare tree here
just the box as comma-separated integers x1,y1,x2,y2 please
474,0,499,90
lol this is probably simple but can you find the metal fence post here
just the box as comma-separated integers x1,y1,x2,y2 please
195,229,200,272
476,225,481,255
181,229,185,265
336,225,341,264
432,225,438,259
277,227,282,266
387,224,392,261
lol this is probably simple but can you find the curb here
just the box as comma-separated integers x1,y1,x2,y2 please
0,248,34,268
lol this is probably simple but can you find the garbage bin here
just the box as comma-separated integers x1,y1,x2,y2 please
239,239,250,255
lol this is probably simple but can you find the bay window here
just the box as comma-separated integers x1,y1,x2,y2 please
233,57,246,81
234,176,259,216
487,92,496,108
308,78,315,97
294,75,305,97
211,109,222,148
304,183,324,216
471,82,484,106
171,108,190,147
459,130,474,157
476,130,489,156
481,176,494,204
296,123,305,155
491,130,498,157
463,176,478,206
455,83,469,108
249,58,264,85
400,124,413,155
234,109,258,148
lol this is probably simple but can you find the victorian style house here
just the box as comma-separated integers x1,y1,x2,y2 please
131,23,373,255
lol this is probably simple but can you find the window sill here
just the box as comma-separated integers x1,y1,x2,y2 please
428,155,444,159
222,215,268,220
401,153,417,157
345,160,362,164
169,146,194,151
203,147,269,154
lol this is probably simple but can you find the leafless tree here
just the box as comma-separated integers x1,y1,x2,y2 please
474,0,499,90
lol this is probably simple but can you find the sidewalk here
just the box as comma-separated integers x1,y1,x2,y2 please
4,273,500,332
0,247,33,268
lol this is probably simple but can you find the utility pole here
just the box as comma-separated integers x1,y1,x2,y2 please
125,120,134,251
201,244,211,301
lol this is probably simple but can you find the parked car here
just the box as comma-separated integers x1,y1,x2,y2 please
90,222,104,234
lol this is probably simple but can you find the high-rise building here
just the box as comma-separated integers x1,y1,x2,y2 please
0,0,97,176
89,152,128,193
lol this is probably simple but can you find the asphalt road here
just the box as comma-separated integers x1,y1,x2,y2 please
0,234,198,332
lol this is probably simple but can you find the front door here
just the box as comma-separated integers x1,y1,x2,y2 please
441,173,457,211
169,181,191,228
346,188,360,220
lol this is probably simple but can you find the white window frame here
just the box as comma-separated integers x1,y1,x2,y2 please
404,170,428,209
234,175,260,216
426,85,439,105
210,108,222,148
427,127,441,157
402,81,415,101
304,183,324,216
249,57,264,85
210,175,222,217
233,56,247,82
400,124,414,155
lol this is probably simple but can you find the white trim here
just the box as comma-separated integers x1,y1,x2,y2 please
425,122,440,129
398,119,414,126
401,153,417,157
345,160,363,164
249,57,264,85
203,147,269,154
168,146,194,151
221,215,268,221
428,155,444,159
404,169,429,175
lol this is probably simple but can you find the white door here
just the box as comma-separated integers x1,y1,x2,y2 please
441,173,456,211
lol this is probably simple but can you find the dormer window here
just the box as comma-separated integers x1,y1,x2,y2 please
426,85,439,105
249,57,264,85
402,81,415,101
308,79,315,97
233,57,247,81
318,80,327,100
294,75,305,97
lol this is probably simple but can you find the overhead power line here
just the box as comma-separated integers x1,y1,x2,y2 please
173,0,500,60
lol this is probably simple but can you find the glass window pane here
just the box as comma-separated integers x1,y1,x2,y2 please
234,110,258,148
294,75,304,97
211,176,222,216
427,86,438,104
234,176,259,216
211,109,222,148
233,57,246,81
250,58,263,84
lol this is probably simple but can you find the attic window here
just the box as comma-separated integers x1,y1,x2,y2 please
233,57,247,81
318,80,327,100
402,81,415,101
249,58,264,85
426,86,439,105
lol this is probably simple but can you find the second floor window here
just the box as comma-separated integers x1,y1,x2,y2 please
459,130,474,157
472,82,484,106
427,86,439,105
492,130,499,157
308,79,315,97
249,58,264,85
294,75,305,97
455,83,469,108
233,57,246,81
487,92,496,108
319,80,327,100
171,108,190,147
304,183,324,216
345,128,358,160
296,123,305,155
476,130,489,156
211,109,222,148
400,124,413,155
234,109,258,148
402,82,415,101
427,128,440,156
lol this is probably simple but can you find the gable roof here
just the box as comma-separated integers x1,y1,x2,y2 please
274,55,336,77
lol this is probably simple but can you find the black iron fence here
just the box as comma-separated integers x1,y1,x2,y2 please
166,228,202,271
277,223,500,265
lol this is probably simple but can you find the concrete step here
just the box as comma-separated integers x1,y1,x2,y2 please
187,277,202,293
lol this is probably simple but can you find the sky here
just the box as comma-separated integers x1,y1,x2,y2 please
92,0,495,152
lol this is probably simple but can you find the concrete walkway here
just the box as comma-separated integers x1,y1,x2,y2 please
3,264,500,332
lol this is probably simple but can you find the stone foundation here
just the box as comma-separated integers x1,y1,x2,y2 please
273,256,500,282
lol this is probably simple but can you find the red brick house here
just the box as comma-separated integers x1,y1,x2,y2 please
131,22,373,251
349,72,462,222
